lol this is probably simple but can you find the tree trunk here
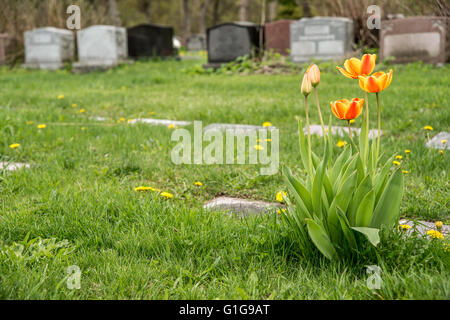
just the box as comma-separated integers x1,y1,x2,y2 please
239,0,249,22
108,0,122,26
199,0,210,34
302,0,312,18
181,0,191,44
212,0,220,25
268,0,278,22
138,0,152,23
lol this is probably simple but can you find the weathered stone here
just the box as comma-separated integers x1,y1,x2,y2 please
304,125,382,139
206,22,263,67
204,196,282,217
73,25,129,73
380,16,448,64
0,162,31,171
127,24,174,59
186,34,206,51
203,123,276,133
23,27,74,70
129,118,191,126
399,219,449,237
425,132,450,150
290,17,354,62
264,20,293,55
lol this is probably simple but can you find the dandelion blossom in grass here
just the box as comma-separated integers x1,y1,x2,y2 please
277,208,286,215
336,140,347,148
395,155,403,160
262,122,272,127
127,119,134,123
349,119,356,124
393,161,401,166
194,181,203,186
79,109,86,113
276,191,287,203
119,117,126,122
72,104,77,108
57,94,64,100
9,143,20,149
440,150,444,155
426,230,444,240
424,125,433,131
265,138,272,142
160,192,174,199
442,139,448,144
168,124,176,129
37,124,46,129
26,121,34,125
399,224,411,231
135,186,152,192
402,170,409,174
435,221,443,230
254,145,264,151
405,149,411,154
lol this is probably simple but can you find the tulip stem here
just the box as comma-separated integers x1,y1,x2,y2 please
347,120,353,142
305,96,313,177
314,87,326,140
364,91,369,167
376,92,381,160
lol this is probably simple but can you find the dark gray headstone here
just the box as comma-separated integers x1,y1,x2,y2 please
207,22,263,64
186,34,206,51
127,24,174,58
290,17,354,62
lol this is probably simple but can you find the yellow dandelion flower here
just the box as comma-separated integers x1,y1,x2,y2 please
254,144,264,151
442,139,447,144
435,221,443,230
402,170,409,174
277,208,286,215
276,191,287,203
168,124,175,129
81,127,87,131
262,122,272,127
127,119,134,123
9,143,20,149
336,140,347,148
424,125,433,131
119,117,126,122
426,230,444,240
57,94,64,100
37,124,46,129
135,186,152,192
398,224,411,231
349,119,355,124
395,155,403,160
194,181,203,186
393,161,401,166
265,138,272,142
72,104,77,108
440,150,444,155
405,149,411,154
160,192,174,199
79,109,86,113
26,121,34,125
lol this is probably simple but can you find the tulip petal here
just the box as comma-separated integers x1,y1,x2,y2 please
358,76,369,92
336,66,357,79
335,101,348,119
367,76,381,93
360,54,376,76
330,102,341,119
345,58,361,76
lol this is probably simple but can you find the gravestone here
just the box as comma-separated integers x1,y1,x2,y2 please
0,34,9,65
130,118,191,126
186,34,206,51
23,27,74,70
204,197,282,217
425,132,450,150
204,123,276,134
0,162,31,172
127,24,174,58
304,125,382,140
290,17,354,62
399,219,449,237
205,22,263,68
380,17,448,64
73,25,128,73
264,20,293,55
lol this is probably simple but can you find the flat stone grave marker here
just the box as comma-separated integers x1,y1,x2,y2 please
0,162,31,172
425,132,450,150
0,33,10,65
127,24,174,59
204,123,277,134
186,34,206,51
290,17,354,62
304,125,381,139
204,196,282,217
205,22,262,68
399,219,449,237
23,27,74,70
264,20,294,55
73,25,129,73
129,118,191,126
380,16,448,64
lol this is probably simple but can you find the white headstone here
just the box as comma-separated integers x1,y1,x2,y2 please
130,118,191,126
425,132,450,150
290,17,354,62
0,162,31,171
204,197,282,217
204,123,277,134
74,25,128,72
23,27,74,70
304,125,382,139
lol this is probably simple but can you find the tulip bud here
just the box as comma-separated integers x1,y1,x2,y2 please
301,72,312,96
307,64,320,87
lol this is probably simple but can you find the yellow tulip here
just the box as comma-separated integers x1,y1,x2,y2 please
358,70,393,93
336,54,377,79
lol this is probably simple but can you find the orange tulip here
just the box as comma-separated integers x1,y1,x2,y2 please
307,64,320,87
301,72,312,96
330,98,364,121
336,54,377,79
358,70,393,93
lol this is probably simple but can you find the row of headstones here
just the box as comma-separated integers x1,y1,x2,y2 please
23,24,175,71
203,15,448,67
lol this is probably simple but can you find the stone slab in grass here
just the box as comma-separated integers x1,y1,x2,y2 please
425,132,449,150
0,162,31,171
399,219,449,236
204,196,282,217
129,118,192,126
304,125,382,139
203,123,277,133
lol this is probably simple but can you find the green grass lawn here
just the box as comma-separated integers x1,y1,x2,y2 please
0,58,448,299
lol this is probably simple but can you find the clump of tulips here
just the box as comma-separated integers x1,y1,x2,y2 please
282,55,403,260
